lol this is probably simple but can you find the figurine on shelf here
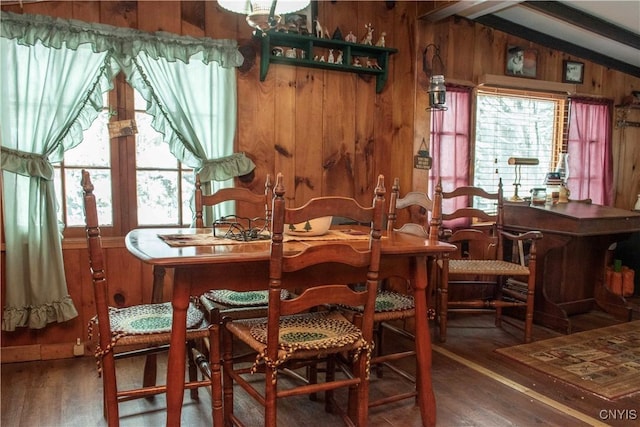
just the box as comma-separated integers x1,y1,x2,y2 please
324,26,331,39
375,31,386,47
366,57,381,69
314,19,324,38
361,23,374,45
336,50,344,64
353,57,362,67
328,49,335,64
345,31,357,43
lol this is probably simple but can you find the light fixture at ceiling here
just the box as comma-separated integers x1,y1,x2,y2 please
423,43,447,111
218,0,310,34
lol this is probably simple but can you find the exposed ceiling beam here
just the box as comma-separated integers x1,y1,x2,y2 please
523,1,640,50
474,14,640,78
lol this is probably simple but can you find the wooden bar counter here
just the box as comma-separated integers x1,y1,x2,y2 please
503,201,640,334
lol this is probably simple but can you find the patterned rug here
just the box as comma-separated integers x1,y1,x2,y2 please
496,321,640,400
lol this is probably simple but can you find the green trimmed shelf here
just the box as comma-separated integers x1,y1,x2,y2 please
258,31,398,93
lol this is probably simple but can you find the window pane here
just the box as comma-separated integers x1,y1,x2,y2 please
475,94,557,209
137,171,179,225
182,173,195,226
65,168,113,226
134,90,176,169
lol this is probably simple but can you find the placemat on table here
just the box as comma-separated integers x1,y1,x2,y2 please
158,233,267,247
159,229,372,247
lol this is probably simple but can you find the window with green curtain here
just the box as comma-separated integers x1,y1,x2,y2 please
0,11,248,330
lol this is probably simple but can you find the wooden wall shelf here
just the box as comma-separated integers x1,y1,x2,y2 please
259,32,398,93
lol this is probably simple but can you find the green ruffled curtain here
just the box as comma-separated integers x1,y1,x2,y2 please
127,50,254,222
1,11,251,330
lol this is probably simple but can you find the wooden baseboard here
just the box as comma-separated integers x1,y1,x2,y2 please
1,342,88,363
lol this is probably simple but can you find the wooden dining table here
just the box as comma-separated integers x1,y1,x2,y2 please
125,226,455,427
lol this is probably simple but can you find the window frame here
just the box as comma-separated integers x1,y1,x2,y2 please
471,86,568,203
57,74,195,239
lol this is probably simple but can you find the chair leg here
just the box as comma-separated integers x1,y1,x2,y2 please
142,354,157,394
101,352,120,427
495,277,504,328
265,366,279,427
187,341,199,400
208,323,224,427
221,323,235,424
438,261,449,343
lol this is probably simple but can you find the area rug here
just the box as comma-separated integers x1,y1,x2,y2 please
496,321,640,400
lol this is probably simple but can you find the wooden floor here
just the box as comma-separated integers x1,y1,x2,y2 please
2,307,639,426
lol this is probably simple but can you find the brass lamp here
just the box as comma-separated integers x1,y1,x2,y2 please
507,157,539,201
218,0,310,34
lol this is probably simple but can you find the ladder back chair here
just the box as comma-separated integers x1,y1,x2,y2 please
433,177,543,343
339,177,438,408
211,172,386,427
194,173,282,321
81,170,216,427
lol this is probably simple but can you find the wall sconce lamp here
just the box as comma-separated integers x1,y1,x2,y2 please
423,43,446,111
507,157,539,201
218,0,310,35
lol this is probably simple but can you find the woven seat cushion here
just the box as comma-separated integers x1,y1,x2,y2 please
204,289,289,307
226,310,366,362
109,302,204,335
444,259,530,276
341,291,414,313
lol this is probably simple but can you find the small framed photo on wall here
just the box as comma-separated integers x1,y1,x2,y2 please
283,1,317,35
505,45,537,78
563,60,584,84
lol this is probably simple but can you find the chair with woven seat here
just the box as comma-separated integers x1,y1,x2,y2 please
195,173,278,316
81,170,218,427
338,177,438,408
211,172,386,427
432,177,543,343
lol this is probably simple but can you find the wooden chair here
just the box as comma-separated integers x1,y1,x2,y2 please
194,173,278,318
432,177,543,343
339,177,438,408
211,172,386,427
80,170,217,427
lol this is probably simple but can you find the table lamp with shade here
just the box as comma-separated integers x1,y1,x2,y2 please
507,157,539,202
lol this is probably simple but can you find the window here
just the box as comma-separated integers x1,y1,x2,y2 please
473,88,567,210
54,74,194,237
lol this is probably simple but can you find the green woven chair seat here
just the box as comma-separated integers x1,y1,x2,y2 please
109,302,203,335
204,289,290,307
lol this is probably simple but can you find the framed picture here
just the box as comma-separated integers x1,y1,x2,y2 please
283,1,317,36
505,45,537,78
563,60,584,83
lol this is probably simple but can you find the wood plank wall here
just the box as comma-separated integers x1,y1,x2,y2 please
1,0,638,361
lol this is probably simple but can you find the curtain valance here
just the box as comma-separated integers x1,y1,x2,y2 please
0,11,244,68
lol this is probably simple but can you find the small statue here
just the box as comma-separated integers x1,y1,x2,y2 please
345,31,357,43
353,57,362,67
361,23,374,45
314,19,324,38
366,57,381,69
375,31,386,47
336,50,344,64
328,49,335,64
